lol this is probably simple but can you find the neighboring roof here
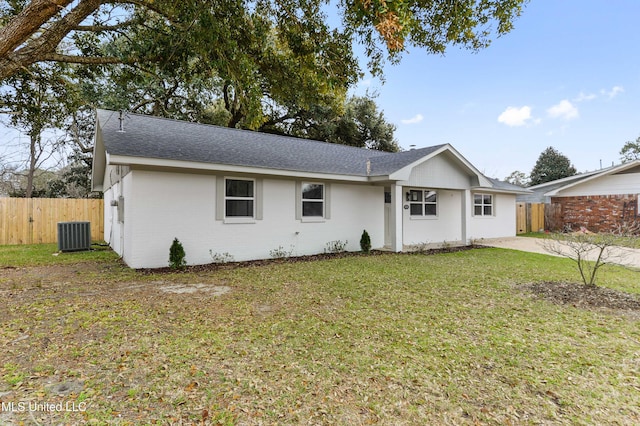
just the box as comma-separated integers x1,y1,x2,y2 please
543,160,640,197
93,109,526,193
486,177,531,194
516,172,605,203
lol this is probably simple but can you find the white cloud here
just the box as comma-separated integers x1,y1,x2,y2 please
497,106,533,127
601,85,624,99
574,91,597,102
547,100,579,120
401,114,424,124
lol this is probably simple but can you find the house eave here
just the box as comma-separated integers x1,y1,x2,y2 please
544,160,640,197
107,154,374,183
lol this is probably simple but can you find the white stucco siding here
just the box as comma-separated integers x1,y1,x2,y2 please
554,173,640,197
122,170,384,268
469,193,516,239
402,189,463,245
407,154,472,189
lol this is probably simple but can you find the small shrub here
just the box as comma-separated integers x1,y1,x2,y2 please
325,240,348,254
270,245,293,259
360,230,371,253
411,241,430,254
209,250,235,264
169,238,187,270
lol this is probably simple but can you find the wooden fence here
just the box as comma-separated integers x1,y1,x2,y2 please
516,202,545,234
0,198,104,245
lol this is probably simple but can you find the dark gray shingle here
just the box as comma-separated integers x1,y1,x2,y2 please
98,109,411,177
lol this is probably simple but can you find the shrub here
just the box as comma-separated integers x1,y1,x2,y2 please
325,240,348,254
270,245,293,259
169,238,187,270
360,230,371,253
209,250,235,264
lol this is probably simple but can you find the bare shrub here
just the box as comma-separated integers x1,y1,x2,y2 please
542,223,639,286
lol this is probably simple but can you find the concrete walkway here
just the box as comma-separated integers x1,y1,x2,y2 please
480,236,640,270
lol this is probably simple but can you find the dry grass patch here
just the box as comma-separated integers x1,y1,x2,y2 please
0,248,638,424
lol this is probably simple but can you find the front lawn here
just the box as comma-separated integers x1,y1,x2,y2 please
0,247,638,424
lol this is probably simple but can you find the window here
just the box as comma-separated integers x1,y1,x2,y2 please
474,193,493,216
225,178,254,217
302,183,324,217
408,189,437,216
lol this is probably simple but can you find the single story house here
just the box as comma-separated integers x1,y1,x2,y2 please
521,161,640,233
92,109,528,268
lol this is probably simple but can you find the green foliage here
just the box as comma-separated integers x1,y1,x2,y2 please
619,136,640,163
529,147,577,186
0,1,527,82
504,170,529,187
266,95,399,152
169,238,187,270
360,230,372,253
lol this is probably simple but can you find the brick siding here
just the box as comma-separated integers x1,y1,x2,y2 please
550,194,639,233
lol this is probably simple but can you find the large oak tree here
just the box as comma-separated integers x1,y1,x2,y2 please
0,0,528,81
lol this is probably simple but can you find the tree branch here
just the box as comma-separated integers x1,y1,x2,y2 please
73,20,136,32
0,0,74,58
40,52,124,65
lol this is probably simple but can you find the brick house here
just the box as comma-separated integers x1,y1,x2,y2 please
522,160,640,233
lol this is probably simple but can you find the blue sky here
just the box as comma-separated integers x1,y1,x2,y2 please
353,0,640,180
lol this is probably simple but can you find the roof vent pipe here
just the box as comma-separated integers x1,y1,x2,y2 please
118,110,126,132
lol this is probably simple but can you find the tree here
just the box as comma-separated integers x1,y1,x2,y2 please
505,170,529,187
0,63,77,197
0,1,528,82
619,136,640,163
261,96,399,152
529,147,577,186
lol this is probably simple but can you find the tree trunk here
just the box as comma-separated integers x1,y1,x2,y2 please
25,133,40,198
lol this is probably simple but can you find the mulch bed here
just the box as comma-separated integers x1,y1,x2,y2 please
521,281,640,312
139,245,482,274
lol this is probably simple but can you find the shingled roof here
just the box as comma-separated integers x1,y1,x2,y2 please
94,109,530,196
96,109,444,177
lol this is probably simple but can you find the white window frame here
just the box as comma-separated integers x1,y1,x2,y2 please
473,193,494,217
224,177,255,222
407,189,438,219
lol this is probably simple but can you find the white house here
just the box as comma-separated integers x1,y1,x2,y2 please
91,109,527,268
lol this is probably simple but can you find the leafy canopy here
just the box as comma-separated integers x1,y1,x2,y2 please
529,147,577,186
0,0,528,81
619,136,640,163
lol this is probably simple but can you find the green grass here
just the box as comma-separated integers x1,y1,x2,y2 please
0,242,119,267
0,245,639,424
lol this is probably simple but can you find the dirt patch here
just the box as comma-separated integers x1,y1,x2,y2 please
520,281,640,313
156,283,231,295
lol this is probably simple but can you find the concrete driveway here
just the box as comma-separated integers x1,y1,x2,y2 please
480,236,640,270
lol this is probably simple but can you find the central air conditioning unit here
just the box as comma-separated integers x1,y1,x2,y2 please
57,221,91,252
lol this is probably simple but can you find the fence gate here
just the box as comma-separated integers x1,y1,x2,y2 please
516,202,545,234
